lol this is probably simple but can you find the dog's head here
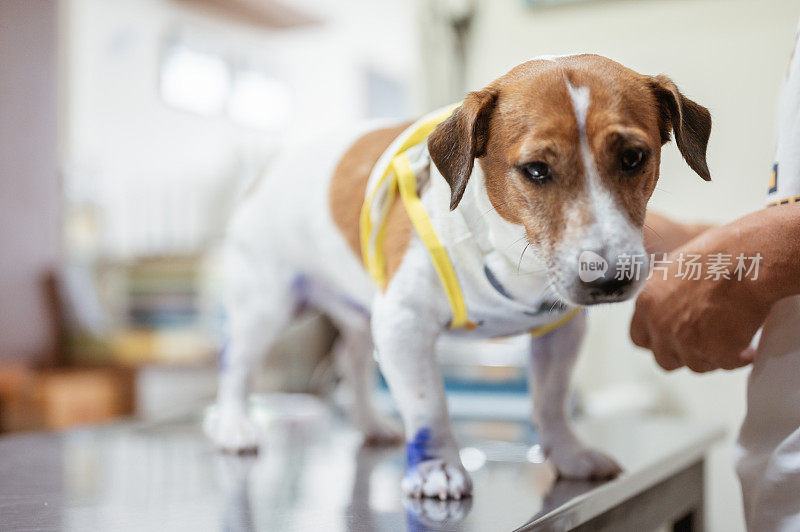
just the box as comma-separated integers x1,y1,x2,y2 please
428,54,711,306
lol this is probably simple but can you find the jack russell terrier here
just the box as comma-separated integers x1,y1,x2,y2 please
204,54,711,500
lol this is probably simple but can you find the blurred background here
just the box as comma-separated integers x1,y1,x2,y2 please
1,0,798,530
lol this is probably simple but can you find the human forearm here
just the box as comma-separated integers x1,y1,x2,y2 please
631,204,800,373
644,211,714,255
690,204,800,307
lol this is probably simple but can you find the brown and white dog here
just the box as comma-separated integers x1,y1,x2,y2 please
204,54,711,500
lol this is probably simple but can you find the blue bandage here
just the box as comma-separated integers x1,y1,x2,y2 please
406,427,433,469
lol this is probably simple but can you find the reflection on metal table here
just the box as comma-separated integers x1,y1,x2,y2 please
0,397,722,531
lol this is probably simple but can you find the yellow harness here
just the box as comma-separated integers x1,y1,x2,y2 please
359,105,581,334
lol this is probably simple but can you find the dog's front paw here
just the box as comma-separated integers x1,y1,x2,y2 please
548,445,623,480
203,407,259,454
401,459,473,500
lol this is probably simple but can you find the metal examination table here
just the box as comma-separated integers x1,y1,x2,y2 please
0,403,722,531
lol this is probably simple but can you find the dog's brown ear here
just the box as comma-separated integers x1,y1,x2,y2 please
428,89,497,210
649,75,712,181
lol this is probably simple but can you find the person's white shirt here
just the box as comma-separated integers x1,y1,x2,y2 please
734,21,800,531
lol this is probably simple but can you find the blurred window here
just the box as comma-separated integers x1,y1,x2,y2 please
160,43,231,115
160,37,292,131
228,68,292,130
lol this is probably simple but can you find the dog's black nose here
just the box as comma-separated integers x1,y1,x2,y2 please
581,275,630,295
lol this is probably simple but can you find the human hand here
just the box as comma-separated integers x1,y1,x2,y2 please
630,217,781,372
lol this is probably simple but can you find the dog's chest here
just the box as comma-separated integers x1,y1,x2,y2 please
424,176,571,338
445,240,569,338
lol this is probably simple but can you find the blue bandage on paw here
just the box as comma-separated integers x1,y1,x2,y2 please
406,427,433,469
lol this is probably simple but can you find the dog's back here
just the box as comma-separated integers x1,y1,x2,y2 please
224,121,412,311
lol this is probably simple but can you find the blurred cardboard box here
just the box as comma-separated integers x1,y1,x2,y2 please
36,367,135,430
0,365,134,432
0,364,41,432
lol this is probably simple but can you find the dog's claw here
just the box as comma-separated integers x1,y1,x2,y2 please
402,458,472,500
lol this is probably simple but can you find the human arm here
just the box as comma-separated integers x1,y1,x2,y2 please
631,205,800,372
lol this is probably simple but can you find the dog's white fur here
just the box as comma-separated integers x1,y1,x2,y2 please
205,73,638,499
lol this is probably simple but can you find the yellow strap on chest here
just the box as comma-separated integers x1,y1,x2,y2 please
358,105,580,335
530,307,582,338
359,104,471,328
393,153,472,329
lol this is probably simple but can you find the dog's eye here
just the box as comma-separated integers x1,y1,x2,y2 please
620,148,645,172
521,162,552,183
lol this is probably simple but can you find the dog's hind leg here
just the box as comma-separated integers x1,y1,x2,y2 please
204,249,296,453
330,316,402,445
529,309,622,479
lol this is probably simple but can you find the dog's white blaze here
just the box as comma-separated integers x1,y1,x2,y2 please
530,53,591,63
565,80,639,254
566,82,605,213
567,83,591,134
534,54,573,63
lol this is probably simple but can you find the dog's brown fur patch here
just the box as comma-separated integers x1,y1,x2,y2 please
330,122,413,284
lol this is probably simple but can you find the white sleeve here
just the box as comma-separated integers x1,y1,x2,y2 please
769,22,800,205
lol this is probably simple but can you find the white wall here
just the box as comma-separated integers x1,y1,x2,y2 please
462,1,799,530
61,0,417,259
